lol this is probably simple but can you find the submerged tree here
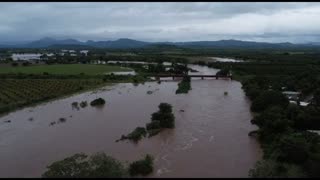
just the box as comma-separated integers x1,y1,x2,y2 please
151,103,175,128
90,98,105,106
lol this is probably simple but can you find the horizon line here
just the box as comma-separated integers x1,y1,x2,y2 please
0,37,310,45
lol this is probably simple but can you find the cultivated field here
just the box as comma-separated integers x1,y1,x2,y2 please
0,79,105,114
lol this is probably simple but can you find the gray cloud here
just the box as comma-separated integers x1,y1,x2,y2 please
0,2,320,43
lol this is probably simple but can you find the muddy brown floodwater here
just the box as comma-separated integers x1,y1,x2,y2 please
0,65,262,178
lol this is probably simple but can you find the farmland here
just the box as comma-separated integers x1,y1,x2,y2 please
0,79,106,115
0,64,131,75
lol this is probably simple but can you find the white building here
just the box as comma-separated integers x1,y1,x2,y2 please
289,100,310,107
11,53,57,61
307,130,320,136
80,50,89,56
12,53,42,61
61,49,76,53
46,53,55,57
91,60,106,64
59,52,77,57
282,91,301,101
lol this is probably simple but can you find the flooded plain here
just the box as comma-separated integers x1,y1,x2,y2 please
0,65,261,178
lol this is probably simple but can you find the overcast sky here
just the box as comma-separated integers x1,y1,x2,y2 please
1,2,320,43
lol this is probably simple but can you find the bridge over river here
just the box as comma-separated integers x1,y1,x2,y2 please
148,74,233,80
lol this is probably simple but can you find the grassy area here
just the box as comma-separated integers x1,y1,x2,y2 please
0,64,131,75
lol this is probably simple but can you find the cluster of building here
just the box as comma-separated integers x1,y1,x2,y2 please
274,89,318,135
11,53,54,61
282,91,313,107
7,49,90,61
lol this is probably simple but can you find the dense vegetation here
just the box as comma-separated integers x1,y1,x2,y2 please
42,152,154,178
245,78,320,177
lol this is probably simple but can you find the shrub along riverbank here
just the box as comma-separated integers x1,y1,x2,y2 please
244,81,320,178
205,62,320,177
194,60,320,177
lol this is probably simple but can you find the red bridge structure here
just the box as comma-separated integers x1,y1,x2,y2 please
149,74,233,80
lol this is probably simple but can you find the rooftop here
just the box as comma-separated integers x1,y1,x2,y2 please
282,91,301,95
307,130,320,135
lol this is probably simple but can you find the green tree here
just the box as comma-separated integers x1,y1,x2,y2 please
275,133,310,164
251,90,289,112
249,160,306,178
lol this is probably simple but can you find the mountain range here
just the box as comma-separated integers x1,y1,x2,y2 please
0,37,319,49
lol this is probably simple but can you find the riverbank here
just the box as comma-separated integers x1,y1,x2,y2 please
214,61,320,177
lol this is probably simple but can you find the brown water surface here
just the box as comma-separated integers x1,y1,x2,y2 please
0,65,261,177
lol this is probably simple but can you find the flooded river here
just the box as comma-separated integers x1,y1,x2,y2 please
0,65,261,177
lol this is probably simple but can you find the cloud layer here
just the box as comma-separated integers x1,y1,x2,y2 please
1,2,320,43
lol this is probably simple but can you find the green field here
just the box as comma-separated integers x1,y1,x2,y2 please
0,64,131,75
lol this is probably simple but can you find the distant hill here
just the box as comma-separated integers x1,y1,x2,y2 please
305,42,320,46
47,44,94,49
144,43,180,49
170,39,298,48
27,37,84,48
86,38,150,48
1,37,320,49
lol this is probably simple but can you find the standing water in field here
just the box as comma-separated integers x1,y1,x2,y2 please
0,65,261,178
